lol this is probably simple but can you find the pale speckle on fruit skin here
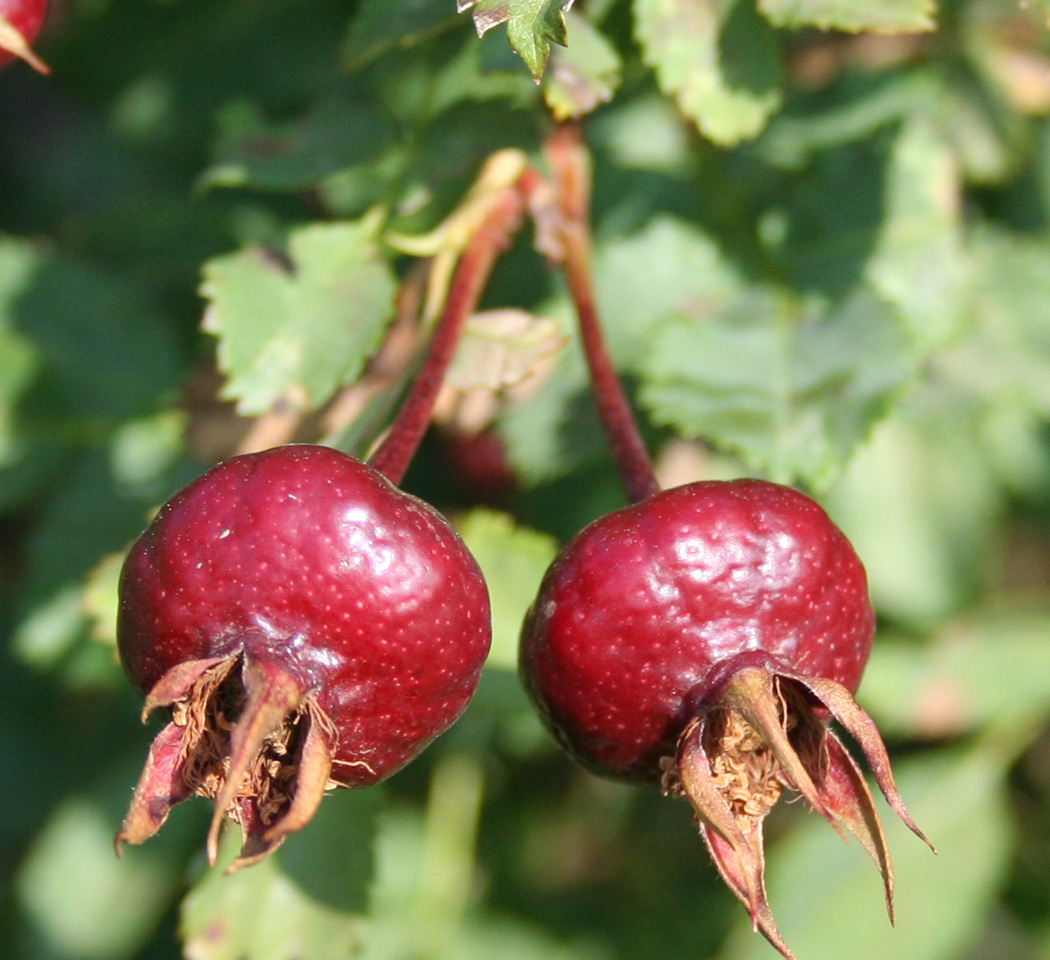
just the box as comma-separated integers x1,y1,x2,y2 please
520,479,875,781
118,444,491,787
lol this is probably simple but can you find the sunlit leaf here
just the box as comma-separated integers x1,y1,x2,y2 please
866,116,969,349
640,285,918,490
499,217,744,483
201,216,397,415
862,606,1050,739
543,11,621,120
758,70,941,169
757,0,935,32
822,412,1003,626
635,0,782,145
82,551,125,648
17,798,182,959
459,0,575,79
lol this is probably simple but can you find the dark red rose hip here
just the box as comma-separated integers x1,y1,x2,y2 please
521,479,932,959
117,444,490,870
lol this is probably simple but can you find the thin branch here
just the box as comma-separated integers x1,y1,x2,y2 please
545,123,660,503
369,186,526,485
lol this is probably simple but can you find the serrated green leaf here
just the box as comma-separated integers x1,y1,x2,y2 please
635,0,782,146
455,509,559,668
725,742,1016,960
866,116,969,349
640,286,918,490
543,11,622,120
344,0,459,67
201,217,397,415
181,788,377,960
757,0,935,32
459,0,574,79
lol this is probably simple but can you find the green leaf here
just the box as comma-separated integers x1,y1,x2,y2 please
822,411,1004,626
82,551,125,648
14,450,163,668
459,0,574,80
635,0,782,146
17,797,183,959
757,0,935,32
345,0,459,66
0,237,181,422
865,116,969,350
724,742,1015,960
640,285,918,490
944,229,1050,416
758,70,941,169
454,509,559,669
201,216,397,415
543,11,622,120
201,95,396,192
181,788,378,960
0,311,37,467
861,606,1050,740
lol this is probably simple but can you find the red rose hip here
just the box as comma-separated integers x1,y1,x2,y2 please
117,444,490,869
521,479,932,959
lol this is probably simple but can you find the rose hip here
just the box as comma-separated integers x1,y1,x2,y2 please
117,444,490,870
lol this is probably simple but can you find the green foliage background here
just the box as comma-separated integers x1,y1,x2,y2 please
3,1,1050,958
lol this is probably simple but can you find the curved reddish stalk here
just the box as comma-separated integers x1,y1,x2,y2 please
369,187,526,485
545,124,660,504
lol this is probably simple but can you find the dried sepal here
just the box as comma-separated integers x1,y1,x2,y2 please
795,673,935,853
666,657,931,960
116,652,339,872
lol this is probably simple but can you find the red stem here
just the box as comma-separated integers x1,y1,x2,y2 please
546,124,660,504
369,187,525,485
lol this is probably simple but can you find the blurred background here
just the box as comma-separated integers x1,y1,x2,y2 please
3,0,1050,958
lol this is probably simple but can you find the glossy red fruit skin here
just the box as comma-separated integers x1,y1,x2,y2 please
520,479,874,781
118,444,491,787
0,0,47,69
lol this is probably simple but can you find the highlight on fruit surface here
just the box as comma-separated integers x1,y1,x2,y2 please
520,478,933,959
116,444,491,871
